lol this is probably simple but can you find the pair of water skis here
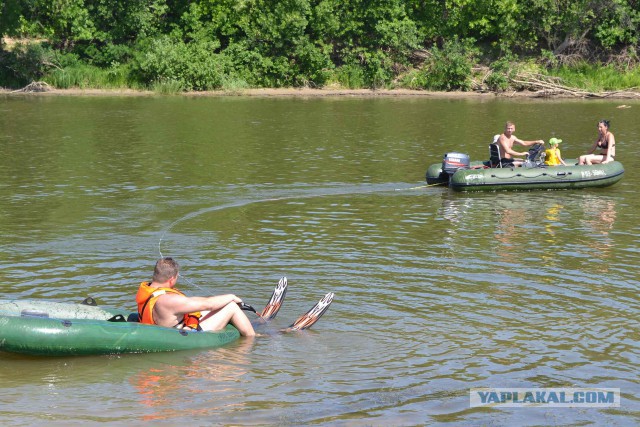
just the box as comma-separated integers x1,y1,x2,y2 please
238,277,334,332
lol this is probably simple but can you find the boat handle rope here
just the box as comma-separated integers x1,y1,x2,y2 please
491,171,573,180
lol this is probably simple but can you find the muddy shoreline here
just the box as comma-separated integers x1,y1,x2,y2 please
1,86,639,100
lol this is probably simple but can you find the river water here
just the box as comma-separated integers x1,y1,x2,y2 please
0,94,638,426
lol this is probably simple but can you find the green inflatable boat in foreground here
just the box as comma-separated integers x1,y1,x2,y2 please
426,146,624,192
0,299,240,356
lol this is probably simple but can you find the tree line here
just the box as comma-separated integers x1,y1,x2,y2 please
1,0,639,91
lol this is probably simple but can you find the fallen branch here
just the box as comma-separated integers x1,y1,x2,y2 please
11,81,52,93
509,72,640,98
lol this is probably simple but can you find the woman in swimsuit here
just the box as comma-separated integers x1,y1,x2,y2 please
578,120,616,165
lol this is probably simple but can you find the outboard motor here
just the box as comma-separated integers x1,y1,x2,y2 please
442,152,470,176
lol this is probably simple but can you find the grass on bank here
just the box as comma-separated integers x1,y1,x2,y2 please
549,63,640,92
38,62,640,95
41,58,640,95
46,63,137,89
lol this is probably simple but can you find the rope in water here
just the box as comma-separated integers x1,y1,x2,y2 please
156,182,443,288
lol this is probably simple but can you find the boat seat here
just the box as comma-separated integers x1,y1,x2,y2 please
489,143,503,168
127,312,140,322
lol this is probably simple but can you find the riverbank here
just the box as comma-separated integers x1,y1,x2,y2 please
2,85,640,100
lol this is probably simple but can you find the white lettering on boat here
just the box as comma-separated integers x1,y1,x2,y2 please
581,169,607,178
465,174,484,181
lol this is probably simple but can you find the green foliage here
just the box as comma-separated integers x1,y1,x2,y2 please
136,36,229,91
333,49,394,88
77,42,135,67
550,62,640,91
528,0,640,59
151,78,184,94
485,54,518,91
84,0,169,42
220,76,250,92
16,0,96,47
223,41,288,87
396,68,424,90
289,39,334,86
333,63,366,89
312,0,419,66
224,0,333,87
45,62,130,89
417,38,478,91
0,0,23,38
0,42,48,87
2,0,640,91
592,0,640,49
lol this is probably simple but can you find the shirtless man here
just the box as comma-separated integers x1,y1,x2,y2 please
497,121,544,167
136,257,256,336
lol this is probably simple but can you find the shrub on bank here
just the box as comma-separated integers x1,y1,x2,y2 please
484,55,519,92
0,42,48,87
400,38,477,91
135,37,229,91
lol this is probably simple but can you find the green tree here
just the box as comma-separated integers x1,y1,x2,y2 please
3,0,640,90
310,0,419,86
15,0,95,48
524,0,640,60
0,0,24,42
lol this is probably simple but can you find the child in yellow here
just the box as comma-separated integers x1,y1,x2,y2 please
544,137,567,166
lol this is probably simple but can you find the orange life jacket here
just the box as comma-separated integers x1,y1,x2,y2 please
136,281,201,329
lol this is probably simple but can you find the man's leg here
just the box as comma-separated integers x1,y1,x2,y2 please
199,303,256,336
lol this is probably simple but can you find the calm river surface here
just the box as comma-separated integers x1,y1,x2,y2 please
0,94,638,426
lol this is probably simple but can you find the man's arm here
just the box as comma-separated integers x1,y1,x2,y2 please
165,293,242,314
514,137,544,147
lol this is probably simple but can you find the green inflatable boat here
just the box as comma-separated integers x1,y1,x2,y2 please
0,299,240,356
426,146,624,191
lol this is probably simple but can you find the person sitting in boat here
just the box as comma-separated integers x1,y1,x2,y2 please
136,257,256,336
496,121,545,167
578,119,616,165
544,137,567,166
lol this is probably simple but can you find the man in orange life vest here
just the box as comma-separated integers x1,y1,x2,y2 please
136,257,256,336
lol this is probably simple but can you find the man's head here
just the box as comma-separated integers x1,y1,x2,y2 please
153,257,179,284
504,121,516,136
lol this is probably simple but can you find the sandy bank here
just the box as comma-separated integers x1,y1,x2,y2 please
1,86,639,100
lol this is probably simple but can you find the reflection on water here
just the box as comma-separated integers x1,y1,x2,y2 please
131,339,255,422
577,197,617,271
495,204,528,247
542,202,565,268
